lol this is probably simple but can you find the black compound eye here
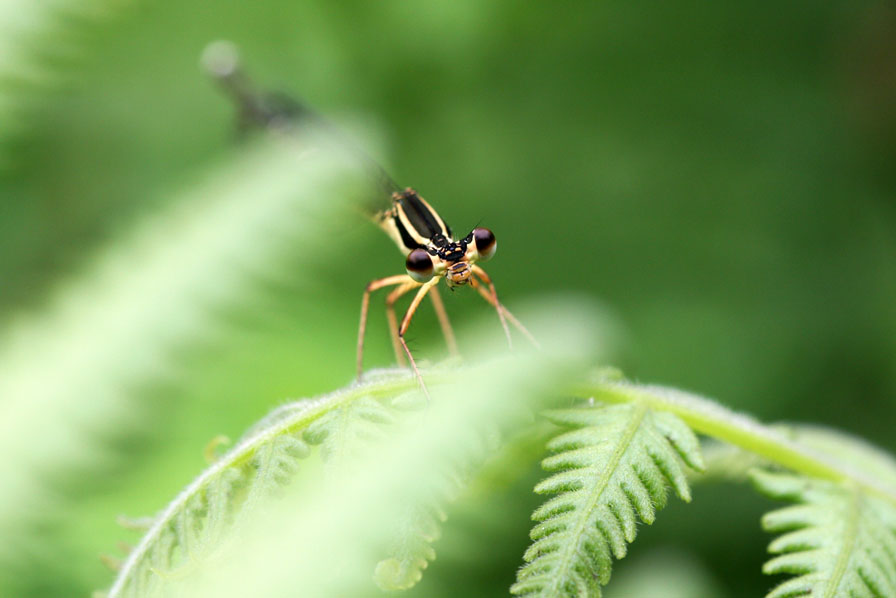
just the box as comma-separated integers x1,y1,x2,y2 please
472,227,497,261
406,248,435,282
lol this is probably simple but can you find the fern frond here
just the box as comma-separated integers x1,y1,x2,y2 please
0,137,350,562
0,0,128,161
303,388,476,591
374,501,448,591
371,416,502,592
307,392,444,590
586,378,896,501
107,371,421,598
512,401,704,598
696,439,768,482
303,393,403,466
752,469,896,598
790,425,896,494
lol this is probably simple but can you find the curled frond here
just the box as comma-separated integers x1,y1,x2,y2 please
752,469,896,598
512,401,704,598
370,417,502,591
374,501,448,591
304,391,447,590
302,389,489,591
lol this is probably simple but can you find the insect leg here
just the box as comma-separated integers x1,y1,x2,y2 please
427,285,459,358
385,280,421,367
358,274,414,379
398,277,441,400
471,266,540,349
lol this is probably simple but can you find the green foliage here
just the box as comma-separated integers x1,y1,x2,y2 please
108,404,309,597
373,501,446,591
511,402,704,597
2,2,895,597
304,393,405,466
0,0,127,160
100,370,896,598
0,140,350,570
0,137,356,573
753,469,896,598
304,390,460,590
106,370,503,597
106,373,421,598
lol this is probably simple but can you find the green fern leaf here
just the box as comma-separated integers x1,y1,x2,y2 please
0,136,354,567
752,469,896,598
371,422,503,592
373,501,447,591
303,393,402,466
302,388,473,591
512,401,704,598
107,374,460,597
106,373,420,598
306,392,441,590
0,0,128,162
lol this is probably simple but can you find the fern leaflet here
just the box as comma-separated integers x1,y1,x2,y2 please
303,394,402,466
512,401,704,598
752,469,896,598
304,389,485,591
106,372,420,598
306,392,446,590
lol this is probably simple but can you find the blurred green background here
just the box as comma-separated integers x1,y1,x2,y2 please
1,1,895,596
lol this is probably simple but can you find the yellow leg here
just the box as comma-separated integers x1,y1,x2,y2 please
385,281,420,367
428,285,459,358
357,274,413,379
471,266,540,349
398,277,441,400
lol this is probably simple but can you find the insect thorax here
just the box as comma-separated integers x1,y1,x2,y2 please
427,232,471,263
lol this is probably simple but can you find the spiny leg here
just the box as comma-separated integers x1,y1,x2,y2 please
398,277,441,401
428,285,459,358
471,265,540,349
385,280,420,367
357,274,413,379
469,266,512,347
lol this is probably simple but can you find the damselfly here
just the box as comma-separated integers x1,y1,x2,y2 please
202,42,536,398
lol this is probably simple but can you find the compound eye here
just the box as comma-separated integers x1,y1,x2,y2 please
473,227,497,261
406,248,435,282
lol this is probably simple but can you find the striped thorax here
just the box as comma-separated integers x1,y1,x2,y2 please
377,188,497,288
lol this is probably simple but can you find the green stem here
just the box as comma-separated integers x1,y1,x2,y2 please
572,380,896,506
